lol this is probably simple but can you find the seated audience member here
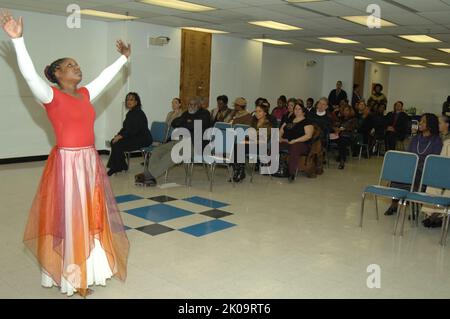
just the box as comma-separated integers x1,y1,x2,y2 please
309,97,335,144
328,80,348,112
201,96,209,110
255,98,278,127
279,103,314,182
335,105,357,169
166,97,184,127
107,92,153,176
356,100,375,145
232,104,273,183
352,84,362,111
367,83,387,112
421,139,450,227
211,95,233,124
229,97,252,125
297,98,305,107
280,98,296,126
145,97,211,185
443,96,450,116
372,104,387,150
384,101,409,151
305,98,315,115
271,95,288,123
439,115,450,142
385,113,443,216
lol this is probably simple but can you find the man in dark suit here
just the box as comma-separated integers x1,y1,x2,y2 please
328,81,348,113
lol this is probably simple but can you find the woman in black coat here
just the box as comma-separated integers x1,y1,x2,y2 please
107,92,153,175
384,101,409,151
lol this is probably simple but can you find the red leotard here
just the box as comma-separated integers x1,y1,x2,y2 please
44,87,95,147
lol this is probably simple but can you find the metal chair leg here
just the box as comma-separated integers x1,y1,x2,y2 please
360,193,366,227
125,152,130,170
394,200,403,235
227,165,235,188
209,164,216,192
366,145,370,159
374,196,379,220
184,164,189,186
440,209,450,246
203,163,210,181
400,201,408,236
189,163,194,187
359,146,363,161
164,169,169,184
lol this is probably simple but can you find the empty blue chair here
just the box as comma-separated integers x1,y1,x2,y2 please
192,123,235,192
141,121,168,168
360,151,419,230
399,155,450,244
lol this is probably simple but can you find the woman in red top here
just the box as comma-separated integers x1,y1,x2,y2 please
1,10,130,297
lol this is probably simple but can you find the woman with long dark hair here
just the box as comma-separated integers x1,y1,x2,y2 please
1,10,130,296
385,113,442,216
107,92,153,175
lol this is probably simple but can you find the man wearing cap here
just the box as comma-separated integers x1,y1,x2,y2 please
230,97,252,125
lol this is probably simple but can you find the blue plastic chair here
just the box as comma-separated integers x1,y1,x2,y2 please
189,122,235,191
360,151,419,230
124,122,167,170
399,155,450,244
141,121,169,168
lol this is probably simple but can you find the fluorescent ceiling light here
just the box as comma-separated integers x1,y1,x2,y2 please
182,27,228,34
355,56,372,60
428,62,449,66
139,0,215,12
438,48,450,53
319,37,359,44
406,64,426,68
398,35,441,43
80,9,138,20
367,48,399,53
249,21,301,31
253,39,292,45
341,16,397,27
307,48,338,54
377,61,399,65
401,56,427,61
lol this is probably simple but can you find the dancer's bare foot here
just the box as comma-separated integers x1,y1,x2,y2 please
78,288,94,298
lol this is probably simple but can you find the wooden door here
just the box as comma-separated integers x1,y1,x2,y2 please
180,29,212,108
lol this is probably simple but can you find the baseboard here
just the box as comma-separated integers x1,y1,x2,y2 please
0,149,111,165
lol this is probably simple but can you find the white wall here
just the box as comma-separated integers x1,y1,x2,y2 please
363,61,390,103
388,67,450,114
102,21,182,144
210,35,263,111
0,10,108,158
321,55,354,99
0,9,329,159
260,46,324,107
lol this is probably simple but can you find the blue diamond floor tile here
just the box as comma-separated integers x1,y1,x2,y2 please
183,196,229,209
124,204,194,223
116,194,144,204
179,219,236,237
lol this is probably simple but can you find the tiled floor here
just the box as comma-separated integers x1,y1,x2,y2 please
1,155,450,298
118,194,236,237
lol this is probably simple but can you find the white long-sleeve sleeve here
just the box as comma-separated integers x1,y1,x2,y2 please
85,55,128,102
11,37,53,104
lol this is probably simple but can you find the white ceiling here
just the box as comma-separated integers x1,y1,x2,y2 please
1,0,450,66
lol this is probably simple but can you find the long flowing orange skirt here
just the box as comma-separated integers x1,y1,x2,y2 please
23,146,129,296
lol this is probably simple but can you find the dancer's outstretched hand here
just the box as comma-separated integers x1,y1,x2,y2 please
116,40,131,58
0,9,23,39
